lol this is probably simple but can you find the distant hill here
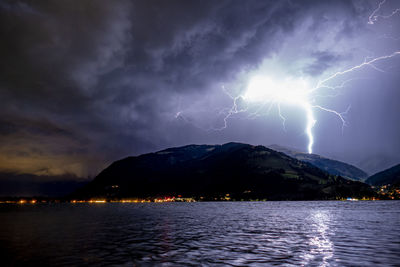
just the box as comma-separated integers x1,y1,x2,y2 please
0,172,88,197
365,164,400,186
269,145,368,182
72,143,374,200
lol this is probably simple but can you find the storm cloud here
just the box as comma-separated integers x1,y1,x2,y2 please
0,0,399,178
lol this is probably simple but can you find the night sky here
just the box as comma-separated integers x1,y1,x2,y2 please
1,0,400,181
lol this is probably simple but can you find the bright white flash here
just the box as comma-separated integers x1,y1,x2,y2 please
243,76,316,153
244,76,309,104
220,44,398,154
174,2,400,155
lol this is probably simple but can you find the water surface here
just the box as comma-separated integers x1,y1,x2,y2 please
1,201,399,266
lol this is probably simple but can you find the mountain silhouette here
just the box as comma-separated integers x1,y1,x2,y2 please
365,163,400,186
269,145,368,181
72,143,374,200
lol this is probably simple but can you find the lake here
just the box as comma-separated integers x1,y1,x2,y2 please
1,201,399,266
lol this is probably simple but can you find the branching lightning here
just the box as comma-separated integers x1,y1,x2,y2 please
368,0,400,25
174,1,400,154
217,47,400,154
315,51,400,90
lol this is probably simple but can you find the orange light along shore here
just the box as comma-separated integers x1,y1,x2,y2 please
0,193,395,204
0,197,195,204
67,197,197,203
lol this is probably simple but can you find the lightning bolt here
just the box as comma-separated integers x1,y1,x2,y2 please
314,51,400,91
215,86,248,131
174,2,400,154
368,0,388,25
307,50,398,153
277,103,287,132
303,103,316,154
217,49,399,154
368,0,400,25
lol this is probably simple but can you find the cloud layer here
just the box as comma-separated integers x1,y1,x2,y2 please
0,0,399,177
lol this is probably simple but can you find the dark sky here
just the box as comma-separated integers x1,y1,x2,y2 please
0,0,399,179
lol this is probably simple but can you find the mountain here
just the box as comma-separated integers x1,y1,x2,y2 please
72,143,374,200
0,172,88,197
365,164,400,186
269,145,368,181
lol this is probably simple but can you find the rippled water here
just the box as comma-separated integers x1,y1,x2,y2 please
1,201,399,266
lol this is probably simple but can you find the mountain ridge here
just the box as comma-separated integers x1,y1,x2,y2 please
72,142,374,200
365,163,400,186
269,144,368,181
